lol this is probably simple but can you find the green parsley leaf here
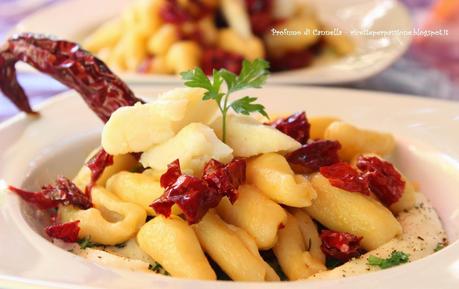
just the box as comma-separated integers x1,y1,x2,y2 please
77,236,98,250
148,262,170,276
180,59,270,142
230,96,268,118
434,241,447,252
367,251,410,269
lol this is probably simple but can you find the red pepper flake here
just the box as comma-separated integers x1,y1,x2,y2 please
320,229,364,262
9,177,92,210
201,48,244,75
244,0,275,35
151,158,246,224
270,111,310,144
160,159,182,188
160,0,212,24
45,220,80,243
85,148,113,194
320,162,370,195
202,158,246,204
286,140,341,174
356,156,405,206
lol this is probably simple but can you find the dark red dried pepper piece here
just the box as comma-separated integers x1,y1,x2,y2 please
320,162,370,195
320,229,364,262
270,111,310,144
45,220,80,243
202,158,246,204
356,156,405,206
0,33,142,122
244,0,275,35
160,0,213,24
201,48,244,75
151,158,246,224
9,176,92,210
85,148,114,194
160,159,182,188
286,140,341,174
8,185,59,210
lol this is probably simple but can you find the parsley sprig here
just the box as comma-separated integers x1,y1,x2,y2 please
181,59,270,142
367,250,410,269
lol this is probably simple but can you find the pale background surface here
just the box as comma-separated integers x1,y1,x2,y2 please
1,0,458,122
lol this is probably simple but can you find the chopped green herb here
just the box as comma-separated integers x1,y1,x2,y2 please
148,262,170,276
77,236,98,249
181,59,270,142
434,241,448,252
367,251,409,269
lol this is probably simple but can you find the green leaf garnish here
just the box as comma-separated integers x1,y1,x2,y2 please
434,241,447,252
148,262,170,276
180,59,270,142
77,236,98,249
367,251,410,269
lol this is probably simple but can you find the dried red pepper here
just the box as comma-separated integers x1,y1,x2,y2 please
0,33,142,122
160,0,213,24
45,220,80,243
320,229,364,262
9,176,92,210
244,0,275,35
85,148,114,194
286,140,341,174
201,48,244,75
320,162,370,195
151,158,246,224
356,156,405,206
270,111,310,144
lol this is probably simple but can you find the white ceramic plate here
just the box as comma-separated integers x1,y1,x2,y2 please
10,0,412,85
1,85,459,289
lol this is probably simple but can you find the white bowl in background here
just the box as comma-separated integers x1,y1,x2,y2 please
10,0,412,85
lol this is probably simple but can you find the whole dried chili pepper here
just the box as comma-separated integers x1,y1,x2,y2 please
0,33,142,122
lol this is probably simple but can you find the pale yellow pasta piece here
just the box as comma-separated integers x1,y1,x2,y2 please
351,154,416,214
132,0,164,37
309,116,340,140
59,187,146,245
193,211,267,281
83,18,123,52
305,173,402,250
226,224,280,281
106,171,181,216
216,184,287,249
166,41,202,74
197,17,218,45
264,16,320,57
122,28,148,71
273,213,326,280
247,153,317,207
221,0,252,38
137,215,216,280
147,24,179,56
73,149,138,191
217,29,265,60
324,121,395,161
323,33,354,56
148,55,173,74
290,208,325,263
